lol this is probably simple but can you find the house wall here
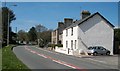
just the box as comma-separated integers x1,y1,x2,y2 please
51,29,59,44
59,34,63,44
63,26,78,51
78,14,114,55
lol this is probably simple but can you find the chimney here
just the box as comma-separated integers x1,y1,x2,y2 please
81,10,91,19
58,22,64,34
64,18,73,28
58,22,64,29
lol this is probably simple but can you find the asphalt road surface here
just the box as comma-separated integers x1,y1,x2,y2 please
13,45,118,71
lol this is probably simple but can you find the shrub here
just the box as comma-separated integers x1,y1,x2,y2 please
55,44,63,47
48,44,63,47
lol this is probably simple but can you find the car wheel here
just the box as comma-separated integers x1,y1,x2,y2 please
93,52,97,56
106,52,110,55
88,53,91,55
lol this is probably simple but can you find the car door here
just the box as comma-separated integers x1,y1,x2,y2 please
99,47,106,54
97,47,102,54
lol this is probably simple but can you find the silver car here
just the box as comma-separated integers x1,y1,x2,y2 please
87,46,110,56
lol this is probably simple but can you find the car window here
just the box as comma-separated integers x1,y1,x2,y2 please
98,47,100,49
102,48,106,50
88,47,93,49
93,47,96,49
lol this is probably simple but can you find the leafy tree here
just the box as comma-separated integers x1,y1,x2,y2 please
114,28,120,41
9,27,17,44
28,27,37,42
2,7,16,46
114,28,120,54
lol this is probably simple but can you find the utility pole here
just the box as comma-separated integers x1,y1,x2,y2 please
6,4,17,45
7,9,9,45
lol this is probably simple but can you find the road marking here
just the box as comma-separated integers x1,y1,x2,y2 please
88,58,107,63
35,47,59,54
25,46,82,70
34,46,110,67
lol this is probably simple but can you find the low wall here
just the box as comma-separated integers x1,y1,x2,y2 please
55,47,74,55
55,47,67,54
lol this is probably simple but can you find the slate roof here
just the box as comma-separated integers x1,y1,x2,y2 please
65,12,114,29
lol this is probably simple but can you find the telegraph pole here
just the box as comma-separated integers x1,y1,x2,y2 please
6,4,17,45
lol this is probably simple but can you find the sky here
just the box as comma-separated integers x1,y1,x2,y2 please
1,0,119,2
2,2,118,32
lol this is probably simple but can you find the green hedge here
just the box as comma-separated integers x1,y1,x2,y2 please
48,44,63,47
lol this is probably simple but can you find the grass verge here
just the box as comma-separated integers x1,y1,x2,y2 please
2,45,31,71
0,48,2,71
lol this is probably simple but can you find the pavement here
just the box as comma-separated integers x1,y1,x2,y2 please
13,45,119,70
44,47,118,66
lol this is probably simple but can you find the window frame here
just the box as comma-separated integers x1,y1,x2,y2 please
71,27,73,36
66,29,68,36
66,41,68,48
75,40,77,49
71,40,73,50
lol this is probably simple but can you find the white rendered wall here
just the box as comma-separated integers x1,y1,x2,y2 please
63,26,78,51
78,14,114,55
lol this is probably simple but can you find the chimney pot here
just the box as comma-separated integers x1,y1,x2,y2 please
64,18,73,27
81,10,91,19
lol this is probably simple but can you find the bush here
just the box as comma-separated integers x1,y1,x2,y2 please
55,44,63,47
48,44,55,47
48,44,63,47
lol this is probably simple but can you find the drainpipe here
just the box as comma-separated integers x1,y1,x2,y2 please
68,48,70,54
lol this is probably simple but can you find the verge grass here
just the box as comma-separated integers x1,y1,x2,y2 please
2,45,31,71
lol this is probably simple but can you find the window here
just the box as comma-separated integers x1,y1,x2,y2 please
71,27,73,36
66,29,68,36
71,40,73,50
66,41,68,48
75,40,77,49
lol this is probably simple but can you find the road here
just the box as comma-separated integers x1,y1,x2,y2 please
13,45,118,71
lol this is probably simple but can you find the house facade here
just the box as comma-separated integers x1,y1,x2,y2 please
51,18,73,44
63,11,114,55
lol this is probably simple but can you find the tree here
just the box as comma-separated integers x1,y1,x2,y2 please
2,7,16,46
114,28,120,41
35,24,47,32
28,27,37,42
114,28,120,54
39,30,52,47
35,24,52,47
18,30,28,43
9,27,17,44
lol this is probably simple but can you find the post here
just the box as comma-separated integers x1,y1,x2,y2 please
68,48,70,54
7,10,9,45
6,4,17,45
38,39,39,47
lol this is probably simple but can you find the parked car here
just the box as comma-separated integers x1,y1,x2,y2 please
87,46,110,56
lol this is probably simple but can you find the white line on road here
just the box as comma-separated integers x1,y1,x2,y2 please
25,46,82,70
35,46,110,66
35,47,59,54
87,58,107,64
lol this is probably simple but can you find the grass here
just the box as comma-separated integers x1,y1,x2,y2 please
2,45,31,71
0,47,2,71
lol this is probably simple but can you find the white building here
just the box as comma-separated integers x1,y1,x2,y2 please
63,11,114,55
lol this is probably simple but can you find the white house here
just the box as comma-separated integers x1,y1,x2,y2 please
63,11,114,55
